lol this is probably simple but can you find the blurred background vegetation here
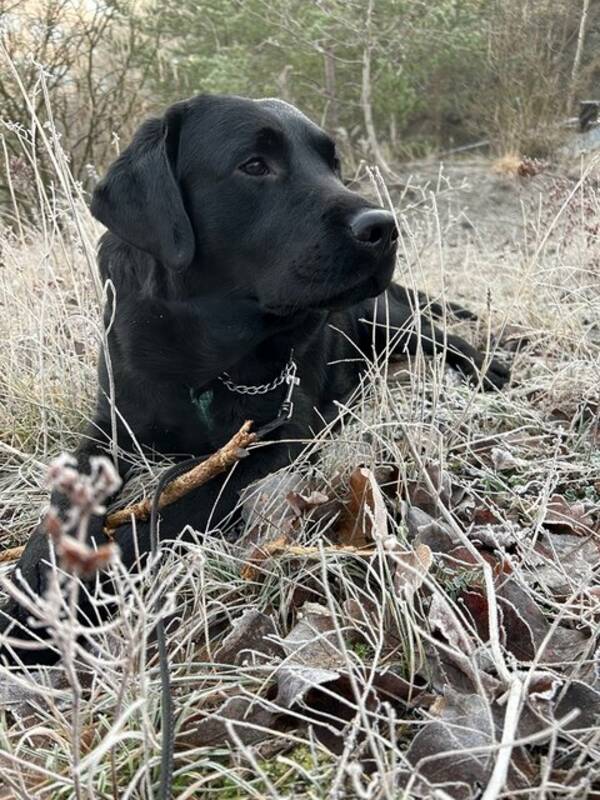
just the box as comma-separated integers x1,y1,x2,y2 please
1,0,599,212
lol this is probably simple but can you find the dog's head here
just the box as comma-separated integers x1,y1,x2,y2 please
91,94,398,314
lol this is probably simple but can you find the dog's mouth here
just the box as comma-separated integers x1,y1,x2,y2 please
263,276,391,316
262,252,396,317
314,256,396,310
318,274,390,310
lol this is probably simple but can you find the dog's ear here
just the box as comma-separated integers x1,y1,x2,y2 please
91,103,194,271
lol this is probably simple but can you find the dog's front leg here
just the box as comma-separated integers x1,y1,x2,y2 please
368,293,510,390
0,436,292,664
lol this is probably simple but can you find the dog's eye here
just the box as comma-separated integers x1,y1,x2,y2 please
239,158,269,176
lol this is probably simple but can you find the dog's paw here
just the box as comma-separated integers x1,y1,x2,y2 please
447,301,479,322
447,335,510,391
421,298,479,322
479,356,511,391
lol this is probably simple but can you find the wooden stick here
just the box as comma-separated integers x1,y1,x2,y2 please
0,545,25,564
241,541,376,580
269,544,375,558
104,420,256,534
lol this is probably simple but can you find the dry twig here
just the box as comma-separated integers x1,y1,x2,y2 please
0,545,25,564
104,421,257,534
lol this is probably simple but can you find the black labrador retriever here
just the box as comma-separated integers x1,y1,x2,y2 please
0,94,508,664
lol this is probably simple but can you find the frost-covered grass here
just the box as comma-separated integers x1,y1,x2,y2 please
1,93,599,798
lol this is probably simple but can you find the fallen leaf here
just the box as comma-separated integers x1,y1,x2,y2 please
555,680,600,731
407,462,453,516
527,671,562,702
517,678,600,740
426,590,504,696
414,522,456,553
335,467,388,546
214,609,282,665
0,670,71,720
496,577,589,665
404,503,457,551
460,588,490,641
526,533,600,595
406,688,495,799
407,685,541,798
240,534,290,581
370,670,429,707
491,447,527,472
286,489,329,516
429,593,473,654
240,470,307,531
391,542,433,600
180,694,277,747
276,602,343,708
497,595,537,661
470,506,503,525
469,521,525,549
542,495,594,536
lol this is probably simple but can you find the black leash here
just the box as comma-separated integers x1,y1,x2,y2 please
150,456,199,800
150,365,300,799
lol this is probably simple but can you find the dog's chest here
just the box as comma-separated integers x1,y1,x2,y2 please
187,377,315,450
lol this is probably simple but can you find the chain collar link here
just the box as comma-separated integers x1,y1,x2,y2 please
218,349,297,395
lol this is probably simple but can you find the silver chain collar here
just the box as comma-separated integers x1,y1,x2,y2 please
218,349,298,396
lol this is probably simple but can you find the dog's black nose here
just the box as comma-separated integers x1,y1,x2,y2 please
350,209,398,248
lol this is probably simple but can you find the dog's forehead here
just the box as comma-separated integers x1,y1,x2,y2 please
184,94,327,149
253,97,309,124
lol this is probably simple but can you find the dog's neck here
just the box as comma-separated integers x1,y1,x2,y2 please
224,310,326,386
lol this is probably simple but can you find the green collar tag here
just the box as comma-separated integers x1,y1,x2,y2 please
190,387,214,428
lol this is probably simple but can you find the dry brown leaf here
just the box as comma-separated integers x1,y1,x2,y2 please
429,593,473,654
427,593,502,697
391,542,433,600
286,489,329,516
335,466,386,546
527,533,600,596
214,609,282,665
0,670,70,719
240,534,290,580
239,477,335,579
240,470,307,529
407,462,472,519
406,685,541,798
497,578,589,665
542,494,593,536
180,694,276,748
406,688,495,799
491,446,527,472
460,588,490,641
276,602,343,708
469,521,524,549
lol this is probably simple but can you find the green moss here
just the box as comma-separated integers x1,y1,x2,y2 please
198,745,335,799
349,640,375,661
434,565,481,600
564,484,600,504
